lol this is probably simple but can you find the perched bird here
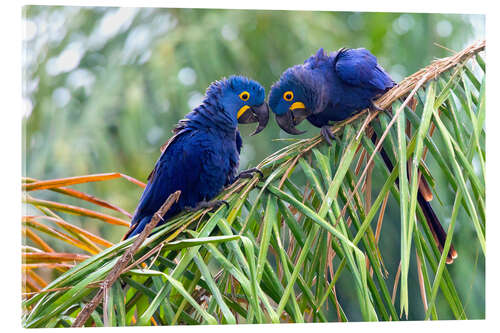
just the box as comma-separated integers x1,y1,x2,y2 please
269,47,395,143
123,76,269,239
269,47,457,263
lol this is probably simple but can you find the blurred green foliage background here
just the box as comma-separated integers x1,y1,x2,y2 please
22,6,484,320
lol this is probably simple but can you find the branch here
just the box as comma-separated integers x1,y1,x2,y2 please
376,39,485,109
72,190,181,327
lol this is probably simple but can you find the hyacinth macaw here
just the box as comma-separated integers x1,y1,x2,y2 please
123,76,269,239
268,47,457,263
269,47,395,142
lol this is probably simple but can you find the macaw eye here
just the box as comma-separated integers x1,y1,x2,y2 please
239,91,250,101
283,91,294,101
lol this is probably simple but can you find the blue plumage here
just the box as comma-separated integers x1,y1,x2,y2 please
268,47,457,263
124,76,268,239
269,48,395,134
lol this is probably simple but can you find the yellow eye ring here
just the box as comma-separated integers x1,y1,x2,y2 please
239,91,250,101
283,91,294,101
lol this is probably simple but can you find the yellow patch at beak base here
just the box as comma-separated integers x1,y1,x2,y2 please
290,102,306,110
237,105,250,119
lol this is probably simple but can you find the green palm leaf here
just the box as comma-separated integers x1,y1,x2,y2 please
23,40,485,326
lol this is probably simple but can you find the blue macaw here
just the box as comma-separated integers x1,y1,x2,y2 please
268,47,457,263
123,76,269,239
269,47,395,142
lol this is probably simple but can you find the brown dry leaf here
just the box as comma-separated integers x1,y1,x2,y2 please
23,217,101,254
25,195,130,227
31,215,113,248
22,252,90,264
22,172,146,191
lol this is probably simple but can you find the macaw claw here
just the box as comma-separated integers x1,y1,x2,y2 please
320,125,336,146
371,100,393,117
370,100,384,111
236,167,263,180
186,199,229,212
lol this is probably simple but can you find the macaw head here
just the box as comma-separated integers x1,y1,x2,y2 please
268,65,325,135
206,75,269,135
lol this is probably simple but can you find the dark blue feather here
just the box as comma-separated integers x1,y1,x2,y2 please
269,48,456,263
334,48,394,91
124,76,265,239
269,47,396,127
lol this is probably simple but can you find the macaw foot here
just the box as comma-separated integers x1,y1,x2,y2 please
320,125,336,146
186,199,229,212
371,100,392,117
370,100,384,111
236,167,263,180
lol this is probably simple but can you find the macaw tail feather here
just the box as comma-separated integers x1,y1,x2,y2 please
122,215,152,240
371,133,457,264
417,192,458,263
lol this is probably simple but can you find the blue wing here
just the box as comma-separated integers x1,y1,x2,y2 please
124,129,238,239
236,130,242,154
334,48,395,91
124,129,203,239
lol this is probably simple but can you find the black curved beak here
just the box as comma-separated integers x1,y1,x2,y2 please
237,102,270,136
275,108,310,135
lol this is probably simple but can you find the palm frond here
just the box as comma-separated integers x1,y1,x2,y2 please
22,40,485,326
